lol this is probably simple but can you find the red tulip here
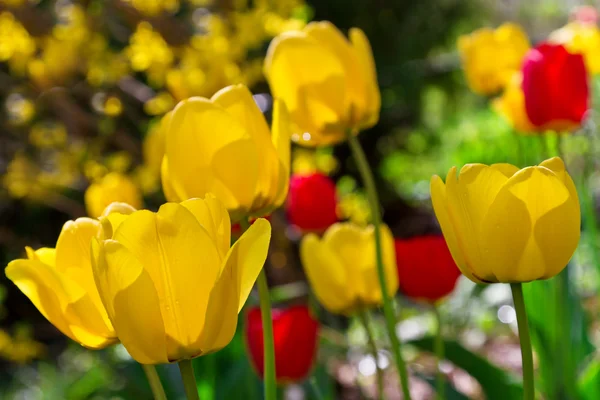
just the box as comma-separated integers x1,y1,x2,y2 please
286,173,338,232
394,236,461,303
521,42,589,131
245,305,319,383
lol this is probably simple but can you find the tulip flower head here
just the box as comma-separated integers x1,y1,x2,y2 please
161,84,290,221
91,195,272,364
300,222,398,315
245,305,319,383
394,236,461,303
264,21,380,147
287,172,338,232
458,23,530,95
6,219,117,349
85,172,143,218
521,43,589,132
430,157,580,283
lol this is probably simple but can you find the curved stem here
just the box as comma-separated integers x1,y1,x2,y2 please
239,218,277,400
510,283,535,400
178,359,200,400
358,310,384,400
347,134,411,400
432,305,445,400
141,364,167,400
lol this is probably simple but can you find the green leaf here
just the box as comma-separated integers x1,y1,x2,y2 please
408,336,523,400
578,358,600,400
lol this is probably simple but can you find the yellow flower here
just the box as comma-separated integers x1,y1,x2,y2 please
493,72,535,133
264,21,380,147
430,157,580,283
91,195,271,364
458,23,530,95
5,218,117,349
85,173,143,218
161,84,290,221
300,223,397,315
549,22,600,75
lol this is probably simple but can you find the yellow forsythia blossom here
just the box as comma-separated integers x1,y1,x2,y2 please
5,219,117,349
549,22,600,75
458,23,530,95
493,72,535,133
264,21,380,147
430,157,580,283
161,84,290,221
300,223,397,315
85,173,143,218
91,195,271,364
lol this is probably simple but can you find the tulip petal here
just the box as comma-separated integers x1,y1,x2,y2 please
26,246,56,267
165,97,260,213
445,164,512,282
181,196,231,260
113,205,221,357
271,99,291,207
161,156,185,202
54,218,111,326
482,166,573,282
92,239,168,364
6,259,114,349
193,219,272,353
430,175,478,282
349,27,381,127
300,233,354,314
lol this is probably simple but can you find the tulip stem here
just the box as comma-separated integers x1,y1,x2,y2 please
510,283,535,400
358,310,384,400
347,134,411,400
240,218,277,400
432,305,445,400
178,359,200,400
141,364,167,400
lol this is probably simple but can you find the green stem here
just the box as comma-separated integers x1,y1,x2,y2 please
358,310,384,400
510,283,535,400
347,134,411,400
432,305,445,400
309,377,325,400
141,364,167,400
239,218,277,400
178,359,200,400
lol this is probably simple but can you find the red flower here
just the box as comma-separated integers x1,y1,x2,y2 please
245,305,319,383
521,43,589,131
394,236,461,303
286,173,338,232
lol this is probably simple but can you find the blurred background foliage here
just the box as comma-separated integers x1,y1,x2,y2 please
1,0,599,399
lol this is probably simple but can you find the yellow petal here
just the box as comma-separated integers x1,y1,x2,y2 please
160,156,183,202
270,99,291,208
430,175,478,282
481,166,576,282
85,173,142,218
300,233,354,314
196,218,271,353
26,246,56,267
165,97,260,215
92,239,167,363
6,259,114,349
445,164,512,282
349,27,380,128
55,218,111,324
264,31,347,139
181,196,231,260
113,204,221,358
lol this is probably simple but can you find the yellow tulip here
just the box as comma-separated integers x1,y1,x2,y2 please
430,157,580,283
458,23,530,95
91,195,272,364
300,222,397,315
493,72,535,133
85,172,143,218
5,218,117,349
264,21,380,147
549,22,600,75
161,84,290,221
